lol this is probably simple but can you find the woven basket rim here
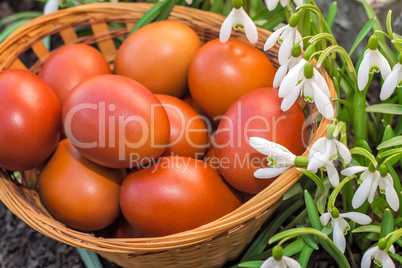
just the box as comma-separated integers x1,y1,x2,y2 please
0,2,335,253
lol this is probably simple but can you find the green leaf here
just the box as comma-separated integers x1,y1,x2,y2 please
380,209,394,239
316,178,331,214
377,136,402,150
0,11,41,28
0,19,32,43
238,261,264,267
333,97,353,119
352,225,381,234
366,104,402,115
325,2,337,29
348,17,376,57
301,234,319,250
76,248,103,268
283,182,303,200
210,0,223,13
389,253,402,265
297,169,325,197
370,197,389,218
386,10,394,40
129,0,174,34
283,238,306,256
298,245,314,268
304,190,322,231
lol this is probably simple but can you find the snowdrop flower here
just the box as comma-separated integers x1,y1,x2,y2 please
273,44,303,88
341,164,399,211
307,126,351,187
261,245,301,268
219,7,258,44
265,0,303,11
279,59,334,120
249,137,301,178
43,0,60,14
380,55,402,100
357,35,391,91
320,207,371,253
264,14,302,64
361,239,395,268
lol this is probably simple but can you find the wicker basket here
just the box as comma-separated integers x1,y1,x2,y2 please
0,3,335,267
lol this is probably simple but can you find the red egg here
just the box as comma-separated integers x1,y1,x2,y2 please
119,156,242,237
214,87,307,194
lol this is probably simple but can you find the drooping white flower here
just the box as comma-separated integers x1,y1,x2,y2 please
265,0,304,11
361,244,396,268
249,137,296,178
219,7,258,44
320,209,371,253
273,54,302,88
264,14,302,64
341,165,399,211
279,60,334,120
357,36,391,91
261,246,301,268
380,62,402,100
307,136,351,187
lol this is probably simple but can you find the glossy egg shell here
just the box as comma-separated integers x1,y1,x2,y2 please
119,156,243,237
62,74,170,169
214,87,307,194
155,94,209,159
0,69,61,171
39,139,126,231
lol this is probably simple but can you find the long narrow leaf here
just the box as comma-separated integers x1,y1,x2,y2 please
348,17,376,57
377,136,402,150
366,103,402,115
298,245,314,268
0,11,42,28
0,20,31,43
325,2,337,30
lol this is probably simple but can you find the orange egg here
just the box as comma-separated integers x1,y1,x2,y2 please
188,38,275,121
155,94,209,159
214,87,307,194
39,44,111,106
62,74,170,169
39,139,126,231
119,156,242,237
114,20,201,97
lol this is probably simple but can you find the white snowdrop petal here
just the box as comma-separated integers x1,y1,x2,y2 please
373,49,391,79
294,0,304,6
43,0,59,15
361,246,378,268
184,0,192,4
335,140,351,164
382,254,396,268
260,257,274,268
357,50,371,91
219,10,234,43
266,0,280,11
264,25,286,50
368,178,379,203
240,8,259,44
283,256,302,268
320,212,332,226
385,181,399,211
254,167,290,178
351,173,373,209
332,220,346,253
281,81,303,111
380,63,401,100
279,0,290,7
273,60,291,88
389,245,395,254
278,59,306,97
341,166,368,176
278,29,294,64
326,164,340,187
249,137,292,155
341,212,372,225
312,80,334,120
313,68,331,98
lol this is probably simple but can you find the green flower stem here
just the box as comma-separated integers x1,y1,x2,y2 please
353,72,373,141
327,176,354,212
380,209,394,239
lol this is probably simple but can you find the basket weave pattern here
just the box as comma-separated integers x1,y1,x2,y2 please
0,3,335,267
